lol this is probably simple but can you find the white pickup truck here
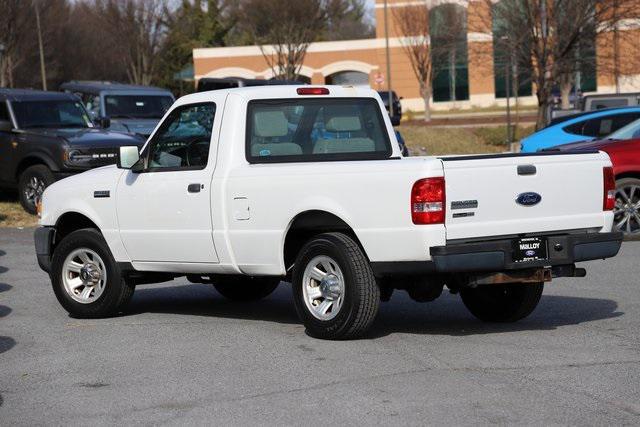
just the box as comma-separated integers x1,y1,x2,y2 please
34,85,622,339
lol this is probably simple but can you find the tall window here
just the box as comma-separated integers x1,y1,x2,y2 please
492,0,533,98
429,4,470,102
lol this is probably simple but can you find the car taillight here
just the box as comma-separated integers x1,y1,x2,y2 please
296,87,329,95
603,166,616,211
411,177,445,224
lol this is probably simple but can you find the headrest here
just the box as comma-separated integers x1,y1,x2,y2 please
254,110,288,137
324,106,362,132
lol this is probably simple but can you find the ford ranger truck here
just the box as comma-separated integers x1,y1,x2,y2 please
33,85,623,340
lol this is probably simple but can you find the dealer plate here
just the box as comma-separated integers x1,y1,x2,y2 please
513,237,548,263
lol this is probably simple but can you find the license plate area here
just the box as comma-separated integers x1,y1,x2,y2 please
513,237,548,263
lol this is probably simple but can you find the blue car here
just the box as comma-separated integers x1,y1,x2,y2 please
520,107,640,152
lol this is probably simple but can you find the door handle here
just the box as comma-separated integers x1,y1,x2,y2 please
187,183,202,193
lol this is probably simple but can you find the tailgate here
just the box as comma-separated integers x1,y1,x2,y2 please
441,152,610,240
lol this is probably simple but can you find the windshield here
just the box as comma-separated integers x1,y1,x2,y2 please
12,100,92,129
105,95,173,119
607,118,640,140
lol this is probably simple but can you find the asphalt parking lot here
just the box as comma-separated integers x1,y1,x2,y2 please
0,227,639,425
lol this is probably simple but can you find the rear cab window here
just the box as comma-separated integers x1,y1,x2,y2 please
246,98,392,163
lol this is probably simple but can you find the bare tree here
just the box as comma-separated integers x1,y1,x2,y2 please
241,0,325,81
92,0,168,85
474,0,640,129
0,0,32,87
392,4,434,121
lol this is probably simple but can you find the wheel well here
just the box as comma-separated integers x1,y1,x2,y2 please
615,172,640,181
54,212,100,246
283,210,364,271
16,157,49,179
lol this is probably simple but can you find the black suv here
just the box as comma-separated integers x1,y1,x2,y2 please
377,90,402,121
0,89,144,213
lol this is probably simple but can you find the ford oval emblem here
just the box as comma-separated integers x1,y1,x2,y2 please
516,192,542,206
525,250,536,256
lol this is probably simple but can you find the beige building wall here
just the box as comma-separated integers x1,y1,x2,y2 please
193,0,640,113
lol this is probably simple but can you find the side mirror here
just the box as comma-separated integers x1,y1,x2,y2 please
117,146,140,169
390,115,401,127
96,116,111,129
0,120,14,132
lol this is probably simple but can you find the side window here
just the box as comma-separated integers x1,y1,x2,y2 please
79,93,100,117
563,120,587,136
591,99,628,110
145,103,215,171
581,118,611,137
0,101,10,122
611,113,640,134
564,114,640,138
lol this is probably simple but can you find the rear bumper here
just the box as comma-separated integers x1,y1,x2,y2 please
34,226,55,273
430,232,623,273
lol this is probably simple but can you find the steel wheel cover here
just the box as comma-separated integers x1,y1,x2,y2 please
301,255,345,321
61,248,107,304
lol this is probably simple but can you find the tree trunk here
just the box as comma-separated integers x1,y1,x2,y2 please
536,101,549,130
560,80,572,110
422,85,431,122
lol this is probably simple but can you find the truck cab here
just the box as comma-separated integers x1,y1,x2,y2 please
35,86,622,339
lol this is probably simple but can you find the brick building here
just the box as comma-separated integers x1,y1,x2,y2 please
193,0,640,113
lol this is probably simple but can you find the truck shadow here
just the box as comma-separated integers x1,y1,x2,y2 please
127,282,622,337
127,282,299,325
367,292,623,338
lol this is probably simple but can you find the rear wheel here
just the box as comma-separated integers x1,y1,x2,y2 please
18,165,54,214
460,283,544,323
50,229,135,318
292,232,380,340
213,277,281,301
613,177,640,236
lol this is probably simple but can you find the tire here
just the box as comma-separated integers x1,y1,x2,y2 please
292,232,380,340
214,277,281,301
18,165,55,214
460,283,544,323
614,177,640,235
50,228,135,318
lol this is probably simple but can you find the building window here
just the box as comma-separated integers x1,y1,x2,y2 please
430,4,470,102
491,0,596,99
492,1,533,99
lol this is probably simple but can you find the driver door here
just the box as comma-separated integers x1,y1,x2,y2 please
116,102,219,264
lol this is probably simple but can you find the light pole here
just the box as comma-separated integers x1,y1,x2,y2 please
383,0,393,119
0,43,5,87
501,36,512,146
34,0,47,90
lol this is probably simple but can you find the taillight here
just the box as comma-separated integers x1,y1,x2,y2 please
603,166,616,211
296,87,329,95
411,177,446,224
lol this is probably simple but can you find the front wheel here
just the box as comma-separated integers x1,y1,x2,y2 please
460,283,544,323
50,229,135,318
18,165,55,214
292,232,380,340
